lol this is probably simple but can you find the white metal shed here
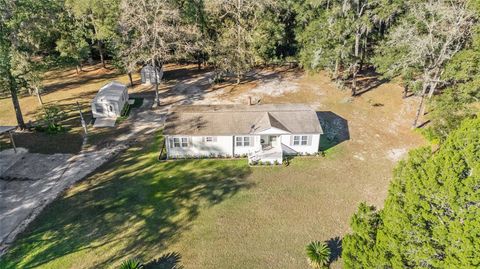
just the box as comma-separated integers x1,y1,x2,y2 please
141,65,163,84
91,81,128,118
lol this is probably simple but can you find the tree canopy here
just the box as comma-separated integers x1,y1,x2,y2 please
343,116,480,268
0,0,478,136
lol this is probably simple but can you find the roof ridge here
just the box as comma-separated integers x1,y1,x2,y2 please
174,107,312,113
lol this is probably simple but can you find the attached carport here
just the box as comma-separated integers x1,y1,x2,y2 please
0,126,17,153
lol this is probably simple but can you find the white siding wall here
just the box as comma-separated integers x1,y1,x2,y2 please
91,88,128,118
165,133,321,159
166,136,233,158
233,136,262,156
280,134,320,155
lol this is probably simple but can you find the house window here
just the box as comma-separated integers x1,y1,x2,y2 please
171,137,189,148
293,135,309,146
236,136,251,147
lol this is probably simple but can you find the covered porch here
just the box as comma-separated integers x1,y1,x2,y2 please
248,134,283,164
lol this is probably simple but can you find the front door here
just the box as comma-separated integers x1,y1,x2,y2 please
269,136,277,147
261,135,278,149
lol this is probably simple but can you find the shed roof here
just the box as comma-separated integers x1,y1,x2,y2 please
164,104,323,135
93,81,127,103
141,65,162,72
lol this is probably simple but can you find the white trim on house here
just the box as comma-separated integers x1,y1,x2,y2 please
255,127,290,135
164,104,323,164
165,133,320,163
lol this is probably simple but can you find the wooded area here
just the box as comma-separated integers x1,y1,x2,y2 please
343,117,480,268
1,0,479,141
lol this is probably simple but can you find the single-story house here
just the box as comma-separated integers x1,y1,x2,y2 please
141,65,163,84
91,81,129,119
163,104,323,164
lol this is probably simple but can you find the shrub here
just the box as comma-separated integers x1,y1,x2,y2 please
283,159,290,166
273,160,279,165
35,105,66,134
306,241,331,268
119,258,144,269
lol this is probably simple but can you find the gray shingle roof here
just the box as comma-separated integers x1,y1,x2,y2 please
164,104,323,135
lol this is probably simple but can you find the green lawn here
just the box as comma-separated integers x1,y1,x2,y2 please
0,135,390,269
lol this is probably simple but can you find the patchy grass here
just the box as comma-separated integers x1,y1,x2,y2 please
0,64,153,153
0,63,426,268
0,135,252,269
1,129,411,269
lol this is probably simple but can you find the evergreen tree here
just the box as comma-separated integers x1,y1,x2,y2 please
343,117,480,268
342,203,380,268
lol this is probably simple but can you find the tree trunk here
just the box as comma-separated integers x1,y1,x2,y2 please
427,80,439,99
154,81,160,106
9,76,26,129
76,65,80,75
351,73,357,96
413,94,425,128
236,0,242,85
152,59,160,107
403,85,408,99
351,32,361,96
128,72,133,87
359,36,367,72
197,52,202,70
412,84,428,128
354,33,361,59
35,86,44,108
351,66,358,96
333,58,340,81
98,40,106,68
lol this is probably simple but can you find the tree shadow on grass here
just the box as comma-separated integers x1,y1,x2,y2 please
0,138,253,268
144,252,183,269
